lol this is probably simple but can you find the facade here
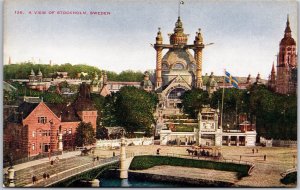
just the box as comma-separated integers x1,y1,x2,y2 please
4,83,97,159
268,16,297,94
153,17,203,109
160,106,257,147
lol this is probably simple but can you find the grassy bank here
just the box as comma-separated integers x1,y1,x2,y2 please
129,155,250,178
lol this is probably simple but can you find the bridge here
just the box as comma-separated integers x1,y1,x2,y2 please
26,156,119,187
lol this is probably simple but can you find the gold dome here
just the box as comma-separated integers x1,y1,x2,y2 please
170,17,188,45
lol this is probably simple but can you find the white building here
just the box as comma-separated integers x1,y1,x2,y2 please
159,106,257,147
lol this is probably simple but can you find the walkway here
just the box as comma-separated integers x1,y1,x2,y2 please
3,151,81,173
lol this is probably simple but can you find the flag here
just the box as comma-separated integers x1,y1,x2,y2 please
180,1,184,4
225,71,239,88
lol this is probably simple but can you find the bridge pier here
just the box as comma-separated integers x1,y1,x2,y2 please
8,166,15,187
120,133,128,179
89,179,100,187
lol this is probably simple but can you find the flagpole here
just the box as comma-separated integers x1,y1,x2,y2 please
220,69,226,129
178,0,180,17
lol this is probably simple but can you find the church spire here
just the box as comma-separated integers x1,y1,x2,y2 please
271,62,275,73
284,14,291,37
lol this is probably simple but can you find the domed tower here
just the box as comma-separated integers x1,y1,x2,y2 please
141,71,153,92
153,16,208,109
276,15,297,94
36,68,43,82
29,69,35,82
194,28,205,88
206,72,218,97
91,72,100,92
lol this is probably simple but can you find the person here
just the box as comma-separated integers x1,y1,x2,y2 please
264,155,266,161
156,148,160,155
113,152,115,157
50,160,54,166
46,173,50,179
32,176,35,184
43,173,47,180
96,156,99,161
252,149,254,154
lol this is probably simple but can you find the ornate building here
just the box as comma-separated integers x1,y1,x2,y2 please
154,17,207,109
268,16,297,94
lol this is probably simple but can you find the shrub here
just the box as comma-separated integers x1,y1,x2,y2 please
129,156,250,178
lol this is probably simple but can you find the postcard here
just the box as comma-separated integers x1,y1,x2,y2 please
3,0,297,188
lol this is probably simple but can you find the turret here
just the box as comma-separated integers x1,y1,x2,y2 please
194,28,204,88
155,27,163,89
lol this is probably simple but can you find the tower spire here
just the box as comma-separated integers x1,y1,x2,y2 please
284,14,291,36
178,1,184,18
271,62,275,73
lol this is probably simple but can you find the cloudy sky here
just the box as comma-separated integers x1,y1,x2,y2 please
4,0,298,79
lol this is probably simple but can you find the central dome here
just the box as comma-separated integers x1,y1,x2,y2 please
162,49,196,70
169,17,188,45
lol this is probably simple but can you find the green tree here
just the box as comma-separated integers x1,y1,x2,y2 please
74,122,96,147
115,86,158,134
96,126,109,140
181,88,210,118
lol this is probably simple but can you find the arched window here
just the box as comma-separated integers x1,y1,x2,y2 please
162,63,169,70
168,88,186,99
173,63,184,70
190,64,196,70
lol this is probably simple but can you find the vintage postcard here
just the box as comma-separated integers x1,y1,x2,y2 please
3,0,297,188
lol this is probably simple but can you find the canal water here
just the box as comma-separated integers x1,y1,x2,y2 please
69,170,184,187
100,178,182,187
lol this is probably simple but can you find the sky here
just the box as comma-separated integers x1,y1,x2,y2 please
3,0,298,79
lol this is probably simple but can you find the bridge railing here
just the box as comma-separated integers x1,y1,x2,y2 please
31,156,120,187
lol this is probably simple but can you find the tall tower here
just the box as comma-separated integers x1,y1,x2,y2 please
154,28,163,89
268,63,276,90
153,17,208,90
194,29,205,88
276,15,297,94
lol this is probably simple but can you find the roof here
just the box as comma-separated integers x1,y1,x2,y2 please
162,49,196,67
280,37,296,46
7,102,39,123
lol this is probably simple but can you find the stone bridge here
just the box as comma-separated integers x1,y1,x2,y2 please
26,156,120,187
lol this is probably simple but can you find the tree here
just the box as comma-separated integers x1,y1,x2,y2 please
96,126,109,140
115,86,158,134
181,88,210,118
74,122,96,147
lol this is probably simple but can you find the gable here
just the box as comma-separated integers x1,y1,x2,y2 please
23,102,61,124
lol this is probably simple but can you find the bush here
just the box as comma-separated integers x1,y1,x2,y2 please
129,156,250,178
281,172,297,184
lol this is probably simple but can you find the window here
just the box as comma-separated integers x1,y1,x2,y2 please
32,131,36,137
32,143,35,150
162,63,169,70
38,117,47,124
168,88,186,99
63,129,67,135
173,63,184,70
68,128,72,134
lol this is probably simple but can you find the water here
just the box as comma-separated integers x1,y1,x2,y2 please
100,178,182,187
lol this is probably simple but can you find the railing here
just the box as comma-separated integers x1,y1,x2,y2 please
30,156,120,187
96,137,154,148
4,151,63,168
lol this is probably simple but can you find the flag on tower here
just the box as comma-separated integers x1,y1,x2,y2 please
180,1,184,4
225,71,239,88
